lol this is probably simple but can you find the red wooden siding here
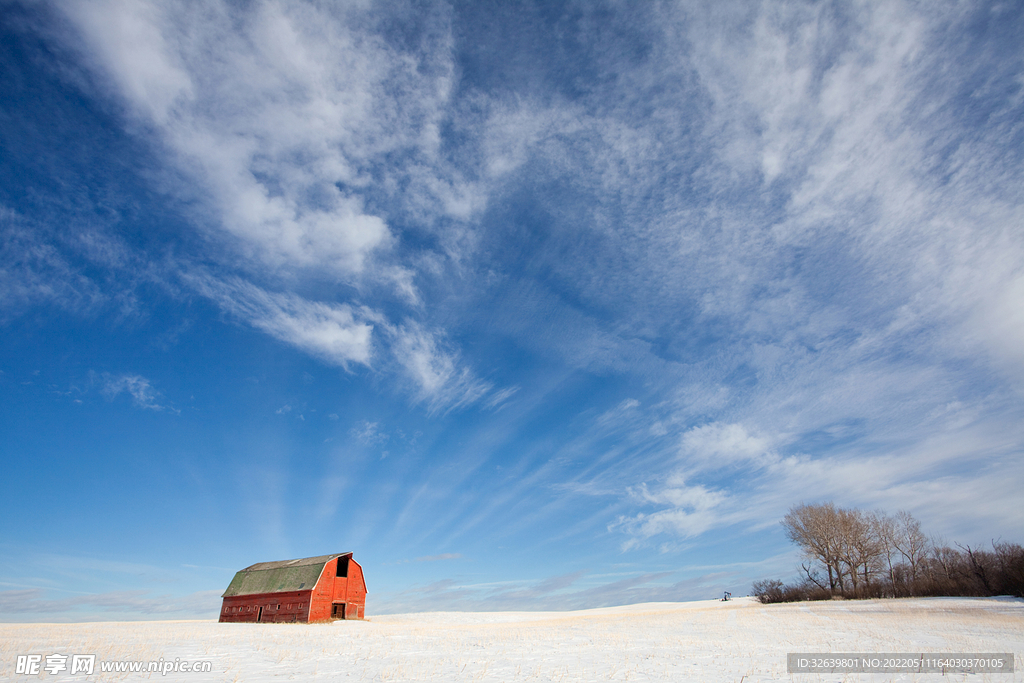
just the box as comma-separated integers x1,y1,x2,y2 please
219,590,311,623
309,555,367,622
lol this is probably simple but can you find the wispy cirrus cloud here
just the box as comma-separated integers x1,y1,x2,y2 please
387,320,493,415
184,272,376,367
469,0,1024,385
95,372,171,412
51,0,503,414
678,423,776,471
675,0,1024,366
578,393,1024,551
58,0,472,281
430,0,1024,552
0,207,106,318
182,271,498,409
181,271,500,411
350,420,389,446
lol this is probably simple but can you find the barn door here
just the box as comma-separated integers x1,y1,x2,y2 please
332,603,346,619
256,606,263,622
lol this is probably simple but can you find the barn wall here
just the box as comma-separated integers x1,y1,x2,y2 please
219,590,312,623
347,559,367,619
309,559,336,622
309,556,366,621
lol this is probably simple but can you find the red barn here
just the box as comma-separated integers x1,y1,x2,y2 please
219,552,366,623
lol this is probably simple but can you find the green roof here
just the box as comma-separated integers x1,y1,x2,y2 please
222,553,350,597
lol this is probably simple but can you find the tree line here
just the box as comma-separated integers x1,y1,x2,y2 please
752,502,1024,603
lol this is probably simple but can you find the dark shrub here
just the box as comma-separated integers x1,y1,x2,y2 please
752,579,786,604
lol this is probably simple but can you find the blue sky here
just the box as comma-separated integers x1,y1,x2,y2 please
1,0,1022,621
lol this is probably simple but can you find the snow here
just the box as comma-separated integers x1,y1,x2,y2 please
3,597,1021,681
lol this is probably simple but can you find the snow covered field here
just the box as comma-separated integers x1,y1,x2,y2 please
3,597,1021,682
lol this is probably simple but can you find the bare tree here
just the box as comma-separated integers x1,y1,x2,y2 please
958,543,994,594
782,503,846,594
801,561,829,591
993,542,1024,597
839,508,883,596
892,510,929,594
925,541,962,594
873,511,900,596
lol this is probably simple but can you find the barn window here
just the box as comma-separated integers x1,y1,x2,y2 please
336,556,349,577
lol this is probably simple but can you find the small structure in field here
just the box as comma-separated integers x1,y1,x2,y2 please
219,552,366,623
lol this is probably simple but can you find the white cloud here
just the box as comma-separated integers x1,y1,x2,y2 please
679,0,1024,367
612,508,722,550
388,320,492,414
186,273,375,367
61,0,194,126
59,0,474,282
184,272,500,411
173,263,512,412
443,2,1024,551
593,391,1024,548
51,0,515,415
98,373,168,411
0,207,106,317
610,474,729,549
350,420,388,446
635,477,726,511
484,385,520,410
469,1,1023,393
679,422,775,469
